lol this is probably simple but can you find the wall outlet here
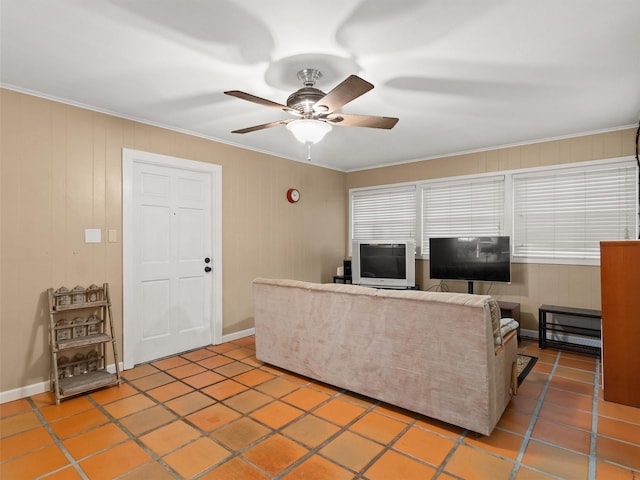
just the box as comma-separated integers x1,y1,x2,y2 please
85,229,101,243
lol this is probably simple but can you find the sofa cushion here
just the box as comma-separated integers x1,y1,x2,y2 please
500,317,519,337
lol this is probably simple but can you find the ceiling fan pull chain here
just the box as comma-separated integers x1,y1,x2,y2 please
307,143,312,161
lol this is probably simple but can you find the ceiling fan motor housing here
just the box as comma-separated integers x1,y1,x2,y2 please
287,87,326,115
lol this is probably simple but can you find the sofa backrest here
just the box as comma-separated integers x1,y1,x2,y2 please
253,278,503,433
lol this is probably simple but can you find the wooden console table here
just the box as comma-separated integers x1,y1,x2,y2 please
538,304,601,357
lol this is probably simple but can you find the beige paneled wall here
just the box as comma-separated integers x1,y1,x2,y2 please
347,128,636,331
347,129,634,189
0,89,346,393
1,86,634,395
221,147,346,333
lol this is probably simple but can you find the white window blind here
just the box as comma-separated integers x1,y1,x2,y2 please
513,161,638,261
351,185,417,245
422,176,505,256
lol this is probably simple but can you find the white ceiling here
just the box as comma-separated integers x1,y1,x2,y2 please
2,0,639,171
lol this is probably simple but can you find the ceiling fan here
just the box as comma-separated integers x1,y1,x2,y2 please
224,69,399,149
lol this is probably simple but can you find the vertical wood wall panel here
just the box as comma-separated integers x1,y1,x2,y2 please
1,89,345,392
0,86,634,394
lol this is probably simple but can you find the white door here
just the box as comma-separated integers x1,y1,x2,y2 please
122,149,222,369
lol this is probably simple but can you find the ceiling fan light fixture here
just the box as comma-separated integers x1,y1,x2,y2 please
286,119,332,144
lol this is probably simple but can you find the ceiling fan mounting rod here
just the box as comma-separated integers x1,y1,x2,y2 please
297,68,322,87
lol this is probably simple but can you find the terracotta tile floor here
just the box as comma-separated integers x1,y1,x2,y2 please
2,337,639,479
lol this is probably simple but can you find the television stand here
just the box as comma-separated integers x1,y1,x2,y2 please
538,304,601,357
358,284,419,291
381,285,419,290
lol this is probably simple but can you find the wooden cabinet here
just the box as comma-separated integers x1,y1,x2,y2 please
600,241,640,408
47,283,120,404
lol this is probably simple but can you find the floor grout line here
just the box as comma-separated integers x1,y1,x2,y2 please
135,351,478,479
104,352,269,478
588,358,601,480
87,379,186,479
508,349,560,480
127,352,393,480
5,340,639,479
432,428,468,479
27,396,90,480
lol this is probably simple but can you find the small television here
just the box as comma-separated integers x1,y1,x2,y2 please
429,236,511,293
352,239,416,289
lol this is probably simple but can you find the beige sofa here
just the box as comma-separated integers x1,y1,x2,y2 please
253,278,518,435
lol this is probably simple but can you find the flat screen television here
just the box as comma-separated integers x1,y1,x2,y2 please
429,236,511,293
352,239,416,289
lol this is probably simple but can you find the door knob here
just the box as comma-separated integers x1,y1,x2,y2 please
204,266,212,273
204,257,211,263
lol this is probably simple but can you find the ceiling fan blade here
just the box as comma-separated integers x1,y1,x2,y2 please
224,90,299,114
313,75,373,113
231,119,292,134
325,113,399,129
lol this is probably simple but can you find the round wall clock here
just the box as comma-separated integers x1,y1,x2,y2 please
286,188,300,203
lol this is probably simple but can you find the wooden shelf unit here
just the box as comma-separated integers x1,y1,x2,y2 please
47,283,120,404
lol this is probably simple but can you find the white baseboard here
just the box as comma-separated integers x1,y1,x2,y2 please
0,380,51,405
520,328,601,348
2,328,258,403
221,327,255,343
0,362,123,405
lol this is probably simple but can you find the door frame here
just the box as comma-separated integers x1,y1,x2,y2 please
122,148,223,369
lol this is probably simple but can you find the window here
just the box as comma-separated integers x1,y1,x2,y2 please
349,157,638,264
421,175,505,256
512,160,638,262
350,184,417,252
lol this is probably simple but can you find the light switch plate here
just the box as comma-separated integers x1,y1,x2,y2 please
85,228,101,243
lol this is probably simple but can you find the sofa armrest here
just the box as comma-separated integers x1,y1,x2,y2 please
494,329,517,356
490,328,518,430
